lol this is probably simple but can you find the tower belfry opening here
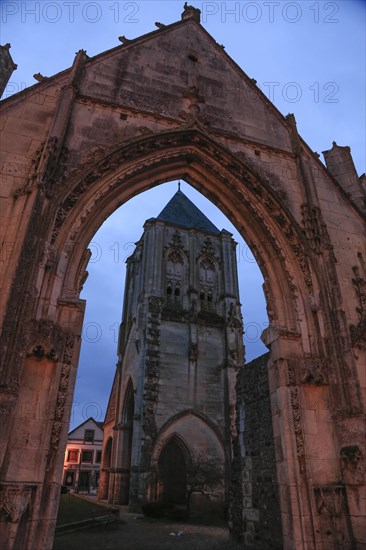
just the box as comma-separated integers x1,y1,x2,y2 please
99,187,244,512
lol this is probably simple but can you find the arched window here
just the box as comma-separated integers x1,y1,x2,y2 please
166,249,185,306
199,256,216,311
122,380,135,425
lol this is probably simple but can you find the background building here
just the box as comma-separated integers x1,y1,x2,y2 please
63,417,103,494
99,189,245,513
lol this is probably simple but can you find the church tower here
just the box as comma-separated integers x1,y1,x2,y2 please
99,188,244,512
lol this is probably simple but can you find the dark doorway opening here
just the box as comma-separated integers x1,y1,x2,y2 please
159,439,187,505
79,471,90,492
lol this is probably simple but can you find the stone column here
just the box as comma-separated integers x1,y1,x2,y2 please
1,298,85,550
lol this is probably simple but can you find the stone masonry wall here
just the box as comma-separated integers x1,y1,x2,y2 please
235,352,283,549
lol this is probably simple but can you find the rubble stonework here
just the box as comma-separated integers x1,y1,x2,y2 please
0,5,365,549
233,353,283,549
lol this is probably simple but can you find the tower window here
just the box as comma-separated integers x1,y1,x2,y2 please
167,286,172,296
200,292,205,301
174,287,180,297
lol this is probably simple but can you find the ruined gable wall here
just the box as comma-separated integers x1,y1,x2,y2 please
0,79,66,326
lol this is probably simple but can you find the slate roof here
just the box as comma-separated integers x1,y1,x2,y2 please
156,190,220,234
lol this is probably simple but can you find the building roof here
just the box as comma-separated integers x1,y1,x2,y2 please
68,416,104,437
156,190,220,234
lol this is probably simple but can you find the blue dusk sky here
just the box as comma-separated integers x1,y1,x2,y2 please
1,1,365,429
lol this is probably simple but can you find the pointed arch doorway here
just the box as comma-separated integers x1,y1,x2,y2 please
158,438,188,505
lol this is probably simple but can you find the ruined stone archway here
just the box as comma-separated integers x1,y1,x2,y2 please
1,128,363,549
1,8,365,549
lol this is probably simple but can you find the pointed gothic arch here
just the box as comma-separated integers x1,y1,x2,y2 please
0,126,362,549
157,434,191,505
122,378,135,424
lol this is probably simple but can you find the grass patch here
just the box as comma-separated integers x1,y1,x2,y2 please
56,494,113,525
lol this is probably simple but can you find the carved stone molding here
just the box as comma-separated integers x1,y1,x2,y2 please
340,445,364,485
227,302,242,330
236,150,288,202
314,484,345,517
0,483,37,523
26,319,65,362
301,357,328,386
314,484,355,546
46,332,75,472
14,143,43,197
308,291,321,312
301,204,333,255
167,249,184,264
182,85,205,117
201,237,215,257
170,231,184,249
39,242,58,272
76,248,92,294
50,130,308,296
287,359,306,474
350,263,366,348
14,137,68,199
261,326,301,348
340,445,362,465
136,296,162,484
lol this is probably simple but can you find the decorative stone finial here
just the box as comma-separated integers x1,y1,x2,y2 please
118,36,131,44
155,22,166,29
33,73,48,82
181,3,201,22
286,113,297,127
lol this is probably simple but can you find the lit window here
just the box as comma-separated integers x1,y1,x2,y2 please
67,449,79,462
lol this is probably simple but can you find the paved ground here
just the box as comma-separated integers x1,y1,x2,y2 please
53,508,241,550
